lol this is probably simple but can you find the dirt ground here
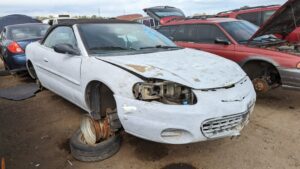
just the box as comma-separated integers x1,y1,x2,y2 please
0,61,299,169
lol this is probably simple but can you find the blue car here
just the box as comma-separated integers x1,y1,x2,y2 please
0,23,49,72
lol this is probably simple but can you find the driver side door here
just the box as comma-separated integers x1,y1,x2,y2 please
38,26,82,104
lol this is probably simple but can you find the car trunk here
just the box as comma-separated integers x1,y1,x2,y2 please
143,6,185,25
16,38,41,51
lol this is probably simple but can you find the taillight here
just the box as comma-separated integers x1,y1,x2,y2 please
7,42,24,54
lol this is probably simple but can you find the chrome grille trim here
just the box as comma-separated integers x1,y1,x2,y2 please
201,112,248,138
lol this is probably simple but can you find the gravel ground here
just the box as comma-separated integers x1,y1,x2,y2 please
0,61,299,169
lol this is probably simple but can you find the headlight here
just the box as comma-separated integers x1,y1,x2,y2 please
133,80,197,105
297,62,300,69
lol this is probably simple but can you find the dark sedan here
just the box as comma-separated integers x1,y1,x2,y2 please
0,23,49,72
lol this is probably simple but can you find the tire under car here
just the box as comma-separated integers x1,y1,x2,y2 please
70,130,122,162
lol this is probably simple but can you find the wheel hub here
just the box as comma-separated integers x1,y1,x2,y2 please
252,78,270,93
80,115,112,145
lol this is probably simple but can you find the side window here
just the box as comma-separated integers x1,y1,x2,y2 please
157,26,169,35
197,24,228,43
158,26,179,39
262,10,276,24
1,29,7,40
237,12,261,26
173,25,188,41
0,32,4,40
43,26,77,49
173,24,228,44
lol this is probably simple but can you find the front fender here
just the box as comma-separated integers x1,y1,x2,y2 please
81,57,143,100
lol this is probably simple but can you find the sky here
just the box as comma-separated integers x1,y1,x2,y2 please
0,0,287,17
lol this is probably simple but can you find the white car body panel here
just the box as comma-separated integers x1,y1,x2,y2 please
97,48,245,89
26,24,256,144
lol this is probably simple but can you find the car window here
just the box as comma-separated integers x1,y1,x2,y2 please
262,10,276,23
1,29,7,40
43,26,77,49
237,12,261,26
7,24,49,41
220,20,259,43
79,23,177,55
197,24,229,43
0,32,5,40
172,24,228,43
157,25,179,39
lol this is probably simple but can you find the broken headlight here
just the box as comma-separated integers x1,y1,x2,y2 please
133,80,197,105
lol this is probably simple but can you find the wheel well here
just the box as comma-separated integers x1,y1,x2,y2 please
242,60,281,84
85,81,117,118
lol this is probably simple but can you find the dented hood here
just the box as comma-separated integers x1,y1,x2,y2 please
97,49,246,89
250,0,300,40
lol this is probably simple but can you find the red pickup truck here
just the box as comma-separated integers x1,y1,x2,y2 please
145,0,300,92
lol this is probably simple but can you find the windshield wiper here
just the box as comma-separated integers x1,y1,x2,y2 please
89,46,136,51
139,45,180,50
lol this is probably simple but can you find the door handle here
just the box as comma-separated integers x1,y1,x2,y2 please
43,58,48,62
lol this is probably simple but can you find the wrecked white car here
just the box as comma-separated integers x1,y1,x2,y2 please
26,19,256,161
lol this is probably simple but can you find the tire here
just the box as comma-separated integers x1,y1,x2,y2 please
70,130,121,162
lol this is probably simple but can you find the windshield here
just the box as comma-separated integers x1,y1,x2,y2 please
220,21,258,43
79,23,178,55
220,20,282,44
8,24,50,41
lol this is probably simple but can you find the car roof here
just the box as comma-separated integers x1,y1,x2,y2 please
217,5,280,15
163,17,238,26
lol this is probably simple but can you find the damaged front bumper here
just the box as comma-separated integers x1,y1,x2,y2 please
115,77,256,144
279,68,300,90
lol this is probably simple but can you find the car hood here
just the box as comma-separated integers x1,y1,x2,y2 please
250,0,300,40
96,49,246,89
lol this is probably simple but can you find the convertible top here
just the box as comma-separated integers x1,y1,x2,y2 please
53,19,138,26
42,19,140,43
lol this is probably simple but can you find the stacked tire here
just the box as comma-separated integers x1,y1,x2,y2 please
70,130,122,162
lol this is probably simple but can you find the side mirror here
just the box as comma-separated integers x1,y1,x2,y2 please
53,44,80,55
215,38,231,45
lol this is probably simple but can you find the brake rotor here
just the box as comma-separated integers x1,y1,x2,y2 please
80,115,112,145
252,78,270,93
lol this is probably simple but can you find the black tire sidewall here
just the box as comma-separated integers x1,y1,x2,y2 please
70,130,121,162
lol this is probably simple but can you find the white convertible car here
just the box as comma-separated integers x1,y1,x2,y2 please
26,19,256,145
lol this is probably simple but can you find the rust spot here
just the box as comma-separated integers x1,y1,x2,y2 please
194,78,200,82
1,158,5,169
126,64,148,73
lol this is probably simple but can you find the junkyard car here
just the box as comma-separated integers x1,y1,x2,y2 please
156,0,300,92
0,23,49,71
26,19,256,146
217,3,300,43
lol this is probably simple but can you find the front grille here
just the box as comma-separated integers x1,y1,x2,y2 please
201,112,248,138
